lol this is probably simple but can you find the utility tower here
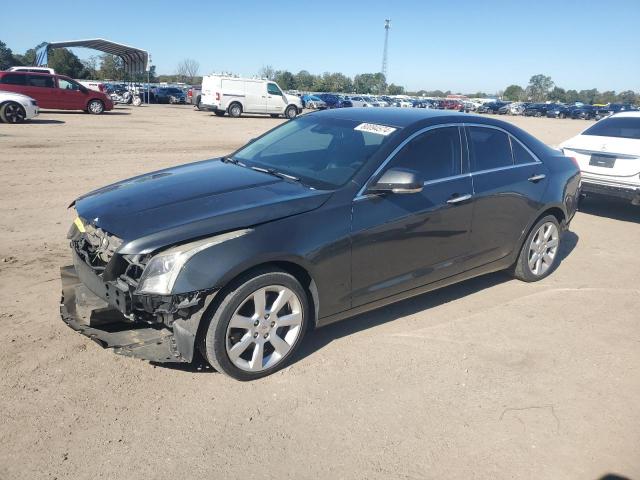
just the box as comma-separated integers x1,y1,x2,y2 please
381,19,391,79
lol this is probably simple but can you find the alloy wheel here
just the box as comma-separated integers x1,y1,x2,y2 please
225,285,303,372
528,222,559,276
4,103,25,123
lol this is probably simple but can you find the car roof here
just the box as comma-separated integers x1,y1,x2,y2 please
610,111,640,118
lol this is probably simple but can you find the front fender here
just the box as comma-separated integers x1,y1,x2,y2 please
172,227,316,294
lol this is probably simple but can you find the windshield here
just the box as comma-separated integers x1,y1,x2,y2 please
583,116,640,140
232,116,399,189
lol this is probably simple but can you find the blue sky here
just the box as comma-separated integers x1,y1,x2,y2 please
2,0,639,93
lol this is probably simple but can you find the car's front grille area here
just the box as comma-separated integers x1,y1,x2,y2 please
71,223,122,272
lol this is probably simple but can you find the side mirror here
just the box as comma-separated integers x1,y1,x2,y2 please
368,168,424,194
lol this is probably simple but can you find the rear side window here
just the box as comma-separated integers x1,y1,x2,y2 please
467,126,513,171
28,75,55,88
390,126,462,181
510,138,538,165
583,117,640,140
0,74,27,85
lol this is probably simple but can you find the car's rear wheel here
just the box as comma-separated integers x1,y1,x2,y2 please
0,102,27,123
511,215,561,282
285,105,298,119
201,268,309,380
228,102,242,118
87,99,104,114
535,111,542,117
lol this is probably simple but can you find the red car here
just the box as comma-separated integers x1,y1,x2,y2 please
0,71,113,114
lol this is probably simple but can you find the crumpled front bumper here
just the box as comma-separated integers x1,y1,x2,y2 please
60,265,188,364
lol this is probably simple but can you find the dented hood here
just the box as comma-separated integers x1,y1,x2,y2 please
73,159,331,254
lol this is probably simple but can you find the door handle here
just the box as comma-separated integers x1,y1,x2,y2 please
528,174,546,182
447,194,472,204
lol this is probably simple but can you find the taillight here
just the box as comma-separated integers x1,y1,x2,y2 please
216,92,220,101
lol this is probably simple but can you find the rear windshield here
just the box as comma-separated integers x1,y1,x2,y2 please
232,116,399,189
583,117,640,140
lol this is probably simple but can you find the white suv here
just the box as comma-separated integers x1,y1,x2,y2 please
200,75,302,119
560,111,640,205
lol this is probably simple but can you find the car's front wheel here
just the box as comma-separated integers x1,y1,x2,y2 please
201,268,310,380
285,105,298,119
0,102,27,123
511,215,561,282
87,99,104,114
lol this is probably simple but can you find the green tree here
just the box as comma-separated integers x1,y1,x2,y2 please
503,84,525,101
274,70,296,90
0,40,19,70
294,70,315,90
526,74,554,102
387,84,405,95
48,48,90,78
99,54,125,80
353,73,386,94
617,90,637,104
548,87,567,103
578,88,598,104
565,89,580,103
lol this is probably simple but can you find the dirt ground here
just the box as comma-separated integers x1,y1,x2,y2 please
0,105,638,480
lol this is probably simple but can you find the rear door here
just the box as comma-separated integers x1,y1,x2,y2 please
243,80,267,113
25,74,57,108
465,125,549,268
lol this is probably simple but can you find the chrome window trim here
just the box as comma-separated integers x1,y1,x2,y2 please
354,123,463,201
353,122,544,202
463,122,543,167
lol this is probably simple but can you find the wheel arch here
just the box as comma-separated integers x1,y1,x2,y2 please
212,259,320,328
510,204,567,266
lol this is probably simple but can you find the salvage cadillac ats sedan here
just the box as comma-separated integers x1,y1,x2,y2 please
61,109,581,380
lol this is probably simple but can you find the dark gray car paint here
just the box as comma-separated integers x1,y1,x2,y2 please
67,109,580,353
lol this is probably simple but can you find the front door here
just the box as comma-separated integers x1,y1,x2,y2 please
56,78,87,110
465,125,550,268
266,82,286,114
351,125,474,307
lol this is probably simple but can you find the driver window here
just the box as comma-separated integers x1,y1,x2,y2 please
389,126,462,181
58,79,80,91
267,83,282,96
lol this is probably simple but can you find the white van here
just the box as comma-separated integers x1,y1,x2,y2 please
200,75,302,119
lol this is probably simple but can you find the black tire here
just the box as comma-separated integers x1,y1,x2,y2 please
214,110,225,117
87,99,104,114
535,111,542,117
285,105,298,119
228,102,242,118
195,95,202,111
270,114,280,118
0,102,27,123
510,215,562,282
201,268,310,381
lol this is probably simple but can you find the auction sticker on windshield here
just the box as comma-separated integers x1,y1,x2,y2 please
354,123,397,136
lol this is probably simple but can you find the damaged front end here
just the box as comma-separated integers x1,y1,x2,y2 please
60,219,216,363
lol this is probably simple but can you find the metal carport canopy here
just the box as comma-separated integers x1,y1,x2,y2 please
46,38,149,75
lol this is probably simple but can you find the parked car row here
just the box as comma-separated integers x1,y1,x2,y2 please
479,100,638,120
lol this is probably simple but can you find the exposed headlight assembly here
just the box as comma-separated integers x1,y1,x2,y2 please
136,229,250,295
